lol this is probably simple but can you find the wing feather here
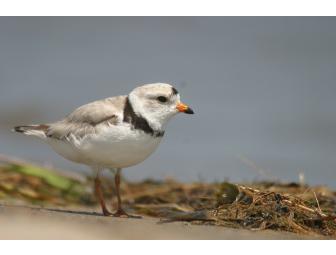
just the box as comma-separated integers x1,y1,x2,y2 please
47,96,126,140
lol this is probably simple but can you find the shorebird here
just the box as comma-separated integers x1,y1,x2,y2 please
14,83,194,217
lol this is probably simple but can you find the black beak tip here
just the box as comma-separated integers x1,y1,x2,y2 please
185,107,194,114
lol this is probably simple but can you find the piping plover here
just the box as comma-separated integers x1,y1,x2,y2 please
14,83,194,217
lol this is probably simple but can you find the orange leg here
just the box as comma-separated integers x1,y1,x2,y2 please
112,168,141,218
94,176,112,216
112,168,128,217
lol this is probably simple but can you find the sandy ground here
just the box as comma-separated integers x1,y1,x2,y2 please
0,204,319,240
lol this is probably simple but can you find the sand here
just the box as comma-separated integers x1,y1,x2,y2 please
0,204,317,240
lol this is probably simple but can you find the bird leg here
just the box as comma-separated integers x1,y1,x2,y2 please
112,168,128,217
112,168,141,218
94,176,112,216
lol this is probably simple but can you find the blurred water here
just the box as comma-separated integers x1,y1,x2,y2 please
1,17,336,187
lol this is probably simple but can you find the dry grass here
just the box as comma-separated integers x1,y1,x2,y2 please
120,181,336,236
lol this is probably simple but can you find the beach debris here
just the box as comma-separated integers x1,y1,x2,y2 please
123,181,336,236
158,210,215,224
0,155,93,205
216,182,239,205
0,155,336,237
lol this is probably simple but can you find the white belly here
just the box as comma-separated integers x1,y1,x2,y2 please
47,125,162,169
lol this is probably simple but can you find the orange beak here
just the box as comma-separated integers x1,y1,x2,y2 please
176,102,194,114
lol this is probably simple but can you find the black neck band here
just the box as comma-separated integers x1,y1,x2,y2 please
123,97,164,137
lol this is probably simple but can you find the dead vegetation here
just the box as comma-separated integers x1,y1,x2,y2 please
120,181,336,237
1,154,336,237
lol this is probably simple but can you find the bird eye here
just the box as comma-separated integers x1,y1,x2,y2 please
157,96,168,103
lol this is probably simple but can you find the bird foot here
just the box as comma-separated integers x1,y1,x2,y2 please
112,208,142,219
102,208,113,216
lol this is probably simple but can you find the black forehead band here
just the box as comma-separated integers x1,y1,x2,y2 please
171,87,179,95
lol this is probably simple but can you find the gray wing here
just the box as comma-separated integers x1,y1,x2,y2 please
47,95,127,140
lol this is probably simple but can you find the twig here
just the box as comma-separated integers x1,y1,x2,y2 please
158,210,215,224
238,155,279,181
134,203,193,213
313,191,322,215
238,185,260,193
282,199,327,217
239,184,331,219
286,217,314,235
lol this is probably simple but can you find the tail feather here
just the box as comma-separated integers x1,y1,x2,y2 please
13,124,49,138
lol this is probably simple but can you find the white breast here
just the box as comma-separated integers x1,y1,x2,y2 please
47,124,162,169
